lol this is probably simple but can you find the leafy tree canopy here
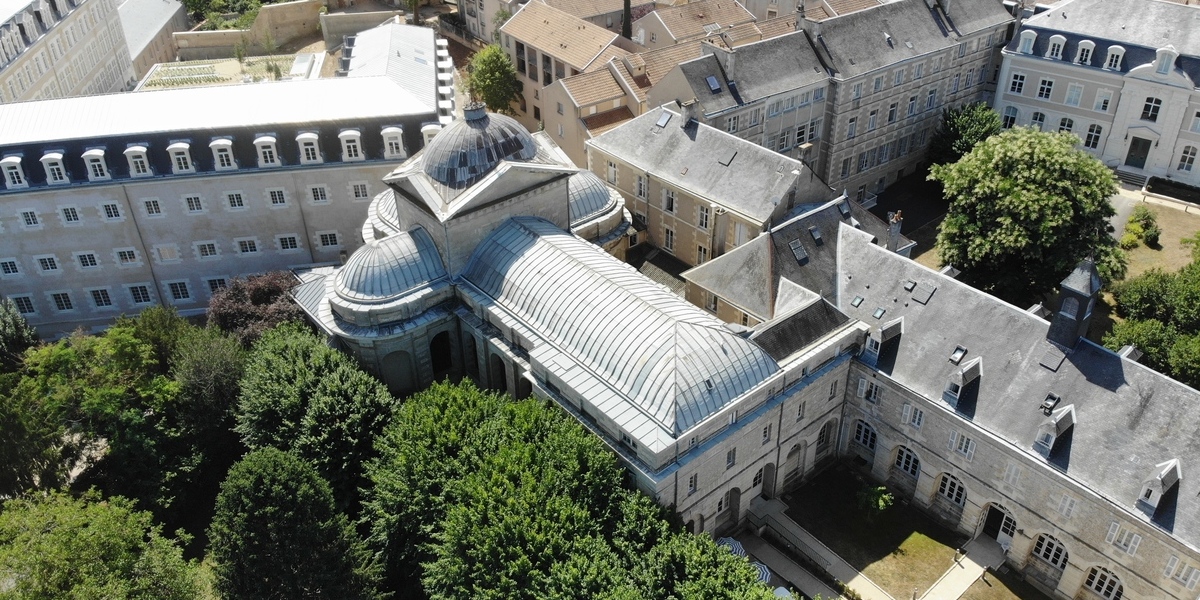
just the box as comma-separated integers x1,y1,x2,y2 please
467,45,522,114
208,448,382,600
0,298,37,373
206,271,305,347
0,491,200,600
931,128,1118,302
1107,262,1200,388
927,102,1002,166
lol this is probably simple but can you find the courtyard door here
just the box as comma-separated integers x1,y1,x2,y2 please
982,505,1016,548
1125,137,1151,169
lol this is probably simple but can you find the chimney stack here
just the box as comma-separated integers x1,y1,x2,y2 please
886,210,903,252
680,99,700,127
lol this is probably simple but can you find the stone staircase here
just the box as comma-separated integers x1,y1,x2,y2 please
1115,169,1148,188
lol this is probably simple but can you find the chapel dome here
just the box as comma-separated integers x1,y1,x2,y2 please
334,228,446,304
568,170,619,226
421,103,538,189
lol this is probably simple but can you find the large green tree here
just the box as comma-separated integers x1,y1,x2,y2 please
206,271,305,347
926,102,1002,166
0,491,199,599
0,297,36,373
467,45,522,115
931,127,1118,302
1106,261,1200,388
208,448,382,600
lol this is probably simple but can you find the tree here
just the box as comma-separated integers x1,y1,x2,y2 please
0,491,199,599
0,391,69,497
492,9,511,43
0,297,37,373
1104,318,1175,373
926,102,1002,166
622,0,632,39
467,45,521,114
856,485,894,521
930,128,1118,302
208,448,382,600
407,0,421,25
206,271,305,347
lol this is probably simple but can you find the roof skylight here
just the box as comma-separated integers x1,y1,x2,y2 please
851,295,864,307
950,345,967,364
706,75,721,94
789,239,808,263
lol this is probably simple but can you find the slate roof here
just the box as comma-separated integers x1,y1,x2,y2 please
678,31,828,117
588,105,832,224
810,0,1011,79
835,224,1200,548
1007,0,1200,84
334,227,446,303
647,0,757,41
118,0,182,58
684,197,904,319
462,216,780,437
751,299,851,361
502,1,619,69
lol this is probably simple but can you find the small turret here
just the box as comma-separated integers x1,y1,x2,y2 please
1047,258,1101,349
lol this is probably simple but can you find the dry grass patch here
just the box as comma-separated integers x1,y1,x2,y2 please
1123,202,1200,279
905,217,944,271
960,566,1051,600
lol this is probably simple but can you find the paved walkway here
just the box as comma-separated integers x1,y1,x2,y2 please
748,498,895,600
918,537,1006,600
738,534,842,600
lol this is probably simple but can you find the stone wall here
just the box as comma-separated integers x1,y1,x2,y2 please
319,11,406,49
174,0,323,61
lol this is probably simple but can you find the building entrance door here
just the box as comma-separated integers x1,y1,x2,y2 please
982,505,1016,547
1125,137,1152,169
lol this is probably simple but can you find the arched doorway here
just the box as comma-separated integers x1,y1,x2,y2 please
783,442,806,489
429,331,454,380
516,375,532,399
979,502,1017,548
760,463,776,498
381,350,416,396
717,487,742,532
1081,566,1123,600
462,334,479,381
816,419,838,460
888,445,921,498
489,353,507,393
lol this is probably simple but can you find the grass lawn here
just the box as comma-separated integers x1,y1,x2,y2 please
1123,203,1200,279
783,468,964,599
960,567,1051,600
907,218,943,270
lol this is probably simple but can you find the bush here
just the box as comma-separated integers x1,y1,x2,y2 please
1144,223,1162,246
1130,205,1157,229
1119,232,1140,250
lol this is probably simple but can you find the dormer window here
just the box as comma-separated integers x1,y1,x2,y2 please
82,149,110,181
40,152,67,184
1155,45,1178,76
946,357,981,405
381,126,406,159
339,130,364,162
421,123,441,147
1034,404,1075,457
296,132,321,165
1,156,27,189
209,139,236,171
1075,40,1094,65
1138,458,1181,510
167,142,194,174
254,136,279,167
1104,45,1125,70
1046,35,1065,60
1018,30,1036,54
124,146,151,177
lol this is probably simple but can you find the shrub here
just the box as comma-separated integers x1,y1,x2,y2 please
1130,205,1157,229
1119,232,1140,250
1144,223,1162,246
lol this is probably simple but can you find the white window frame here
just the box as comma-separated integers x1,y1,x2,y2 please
381,126,406,160
0,258,20,277
901,403,924,429
1075,40,1095,64
127,284,154,305
35,254,59,273
1046,35,1065,59
1065,83,1083,107
338,130,364,162
1018,30,1036,54
310,185,330,204
115,248,141,267
277,234,301,252
205,277,229,295
1032,534,1068,570
294,132,321,165
1165,556,1200,590
663,226,675,253
82,148,110,181
194,240,220,260
266,188,288,207
124,146,151,177
351,182,371,201
167,141,195,174
59,205,81,225
154,244,181,264
49,290,74,312
938,474,966,506
254,135,280,167
1104,45,1125,70
726,447,736,469
74,251,99,270
101,202,122,221
210,139,237,171
635,174,646,199
184,195,205,214
894,447,920,477
165,280,192,303
317,230,341,248
1056,492,1077,518
10,295,36,314
662,188,675,213
948,430,976,461
2,156,28,189
235,237,260,255
87,287,114,309
40,152,68,184
225,192,246,211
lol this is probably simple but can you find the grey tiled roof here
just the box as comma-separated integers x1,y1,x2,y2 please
836,224,1200,547
750,299,850,361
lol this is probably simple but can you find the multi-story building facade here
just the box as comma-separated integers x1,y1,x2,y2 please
994,0,1200,188
118,0,188,81
630,0,756,50
585,105,839,289
0,22,452,336
0,0,134,103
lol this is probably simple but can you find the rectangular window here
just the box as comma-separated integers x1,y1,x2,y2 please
11,296,34,314
1056,493,1077,518
168,281,190,301
353,183,370,199
1094,90,1112,112
901,404,924,428
726,448,736,468
197,242,217,258
102,203,120,219
62,207,79,222
38,256,58,271
1037,79,1053,99
698,206,710,229
22,211,39,227
310,186,329,203
52,292,73,311
847,117,857,139
319,233,339,247
77,253,97,268
186,196,203,212
635,175,646,199
1009,73,1025,94
172,151,192,172
687,473,697,495
117,250,138,264
343,139,361,159
144,200,161,215
1166,557,1200,590
156,246,179,262
705,292,718,312
907,96,917,116
260,146,276,165
829,379,838,399
216,148,234,168
915,63,925,79
696,245,708,264
887,103,897,124
130,285,152,304
851,82,862,99
893,69,903,85
207,278,228,293
663,189,675,213
268,190,287,206
226,193,244,209
868,110,877,130
761,424,771,445
131,155,149,174
90,289,112,307
1142,97,1162,122
277,236,298,251
840,158,851,178
0,260,17,275
926,89,937,109
606,161,617,184
301,142,319,163
949,431,976,461
663,227,675,252
238,240,258,254
47,162,66,182
1105,523,1141,556
726,115,739,133
1003,463,1021,485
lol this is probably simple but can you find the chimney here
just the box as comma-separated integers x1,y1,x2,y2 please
679,99,700,126
1047,258,1102,349
886,210,903,252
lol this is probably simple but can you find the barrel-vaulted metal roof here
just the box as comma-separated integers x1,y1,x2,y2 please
334,226,445,303
462,217,779,434
567,170,620,225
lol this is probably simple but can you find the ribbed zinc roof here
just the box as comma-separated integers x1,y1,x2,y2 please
421,104,539,189
334,227,446,303
462,217,779,434
567,170,619,225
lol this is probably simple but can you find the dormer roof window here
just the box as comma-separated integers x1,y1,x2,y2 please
254,135,280,167
1138,458,1181,510
946,356,981,404
339,130,365,162
1074,40,1095,65
82,148,110,181
123,146,151,177
382,126,406,160
209,139,236,171
295,133,321,165
1104,45,1125,70
1046,35,1065,60
1,155,28,190
1034,404,1075,456
1155,45,1178,76
167,142,195,174
1018,30,1036,54
40,152,67,184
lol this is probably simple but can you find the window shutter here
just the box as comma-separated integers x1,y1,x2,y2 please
1187,567,1199,589
1127,534,1141,556
902,404,912,423
965,440,976,462
856,378,867,398
948,430,959,450
1105,522,1119,544
1165,555,1179,578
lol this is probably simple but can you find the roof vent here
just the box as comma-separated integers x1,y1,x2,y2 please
789,239,808,263
949,345,967,364
837,199,851,217
1040,393,1061,414
903,280,917,292
809,226,822,244
705,378,715,391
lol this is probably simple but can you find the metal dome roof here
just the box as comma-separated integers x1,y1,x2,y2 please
334,227,446,304
421,103,538,189
567,170,619,226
